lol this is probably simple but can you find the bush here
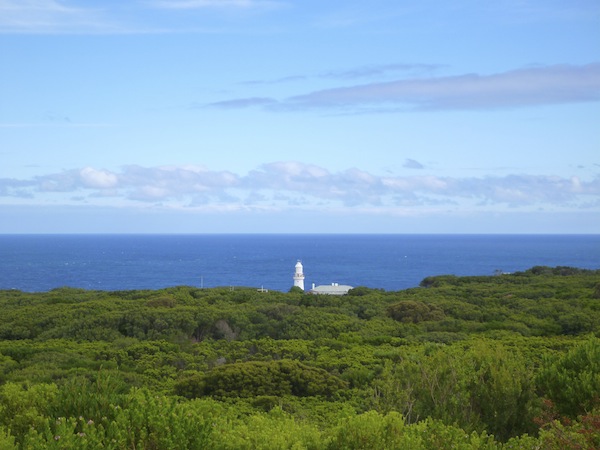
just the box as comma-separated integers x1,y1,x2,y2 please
387,301,445,323
537,335,600,418
175,359,348,399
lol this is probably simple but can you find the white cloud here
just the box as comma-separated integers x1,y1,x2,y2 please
0,177,36,198
150,0,284,9
80,167,119,189
0,0,286,34
130,185,171,201
321,63,442,80
116,165,240,202
2,163,599,211
0,0,123,34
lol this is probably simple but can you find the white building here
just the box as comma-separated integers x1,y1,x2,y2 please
293,261,353,295
293,260,305,291
308,282,353,295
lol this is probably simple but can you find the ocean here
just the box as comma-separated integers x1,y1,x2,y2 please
0,234,598,293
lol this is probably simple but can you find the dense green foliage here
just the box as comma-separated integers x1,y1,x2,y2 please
175,359,348,399
0,266,598,448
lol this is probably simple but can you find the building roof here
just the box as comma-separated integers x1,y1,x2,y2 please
309,283,353,295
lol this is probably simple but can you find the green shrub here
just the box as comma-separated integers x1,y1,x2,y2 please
175,359,348,399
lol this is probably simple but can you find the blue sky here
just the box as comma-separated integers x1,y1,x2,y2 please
1,0,599,233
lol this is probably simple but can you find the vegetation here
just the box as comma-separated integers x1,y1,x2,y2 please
0,266,598,449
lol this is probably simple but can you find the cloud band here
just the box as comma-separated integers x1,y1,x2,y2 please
1,162,598,212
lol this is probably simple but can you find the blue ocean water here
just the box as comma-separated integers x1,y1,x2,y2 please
0,234,598,292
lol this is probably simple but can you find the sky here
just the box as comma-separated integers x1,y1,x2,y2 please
1,0,599,233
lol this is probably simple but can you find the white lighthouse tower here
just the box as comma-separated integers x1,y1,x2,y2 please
293,260,305,291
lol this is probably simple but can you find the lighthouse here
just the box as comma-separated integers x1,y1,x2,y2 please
293,260,305,291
